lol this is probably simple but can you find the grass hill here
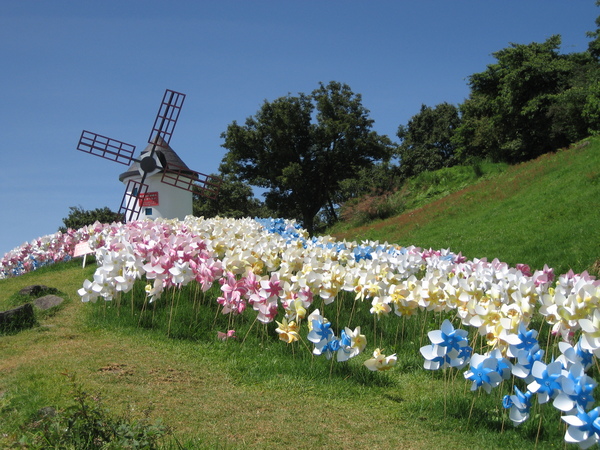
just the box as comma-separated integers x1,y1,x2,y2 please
332,137,600,277
1,137,599,448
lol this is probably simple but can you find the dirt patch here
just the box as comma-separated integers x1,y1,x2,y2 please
98,363,134,377
148,367,197,384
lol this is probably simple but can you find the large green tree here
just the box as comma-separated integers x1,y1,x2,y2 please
220,81,392,233
454,35,590,163
396,102,461,178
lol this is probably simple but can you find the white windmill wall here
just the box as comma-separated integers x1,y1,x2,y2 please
122,172,193,221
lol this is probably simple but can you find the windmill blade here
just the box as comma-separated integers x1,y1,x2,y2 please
161,164,223,200
77,130,136,165
194,175,223,200
119,180,149,222
148,89,185,146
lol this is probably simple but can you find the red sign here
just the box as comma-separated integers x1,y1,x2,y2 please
138,192,159,206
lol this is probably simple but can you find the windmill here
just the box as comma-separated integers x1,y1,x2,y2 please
76,89,222,222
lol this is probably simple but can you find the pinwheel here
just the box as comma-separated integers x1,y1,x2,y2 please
503,386,533,426
562,406,600,449
364,348,397,371
464,353,503,394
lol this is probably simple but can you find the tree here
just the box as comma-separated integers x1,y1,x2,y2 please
454,36,586,163
396,102,460,178
221,81,392,233
583,79,600,135
548,52,600,141
193,172,271,219
584,2,600,135
59,206,122,232
587,0,600,61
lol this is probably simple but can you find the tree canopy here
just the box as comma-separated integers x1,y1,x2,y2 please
220,81,392,233
453,35,598,163
396,102,461,178
587,0,600,61
193,173,271,219
59,206,122,233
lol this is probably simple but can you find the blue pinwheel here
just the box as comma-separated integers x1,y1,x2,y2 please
562,406,600,448
503,386,533,426
464,353,503,394
420,319,472,370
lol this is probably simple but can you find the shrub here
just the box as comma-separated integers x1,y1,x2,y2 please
15,372,171,449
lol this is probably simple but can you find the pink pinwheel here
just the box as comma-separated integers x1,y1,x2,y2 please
260,273,283,299
217,330,237,341
532,264,555,288
254,298,279,323
217,272,248,315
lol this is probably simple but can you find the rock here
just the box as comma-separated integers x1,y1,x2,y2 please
33,295,64,311
0,303,35,332
19,285,58,297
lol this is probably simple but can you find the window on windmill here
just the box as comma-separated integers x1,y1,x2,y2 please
132,187,139,196
145,208,153,215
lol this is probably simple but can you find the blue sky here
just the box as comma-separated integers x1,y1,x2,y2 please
1,0,598,257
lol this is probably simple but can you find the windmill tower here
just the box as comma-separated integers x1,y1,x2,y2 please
118,136,197,220
76,89,221,222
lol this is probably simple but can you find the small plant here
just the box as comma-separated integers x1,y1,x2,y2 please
15,372,172,449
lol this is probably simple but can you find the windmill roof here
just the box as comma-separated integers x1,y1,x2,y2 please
119,135,195,182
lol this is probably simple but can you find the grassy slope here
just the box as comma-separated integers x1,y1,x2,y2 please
334,137,600,276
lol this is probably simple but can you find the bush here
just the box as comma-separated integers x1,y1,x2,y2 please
340,190,404,226
15,372,171,449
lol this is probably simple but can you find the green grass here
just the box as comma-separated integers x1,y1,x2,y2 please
333,138,600,276
335,160,508,229
403,160,509,211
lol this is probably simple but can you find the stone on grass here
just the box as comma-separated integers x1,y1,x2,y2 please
33,295,64,311
0,303,35,332
19,285,58,297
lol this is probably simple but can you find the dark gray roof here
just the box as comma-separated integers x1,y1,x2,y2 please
119,135,195,182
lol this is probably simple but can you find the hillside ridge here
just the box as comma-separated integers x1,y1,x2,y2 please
333,137,600,276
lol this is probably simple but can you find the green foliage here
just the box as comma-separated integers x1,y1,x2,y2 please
586,0,600,60
193,172,271,219
404,164,492,207
583,80,600,135
13,372,170,449
328,161,399,229
454,35,597,164
396,102,461,178
221,81,393,234
59,206,122,233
